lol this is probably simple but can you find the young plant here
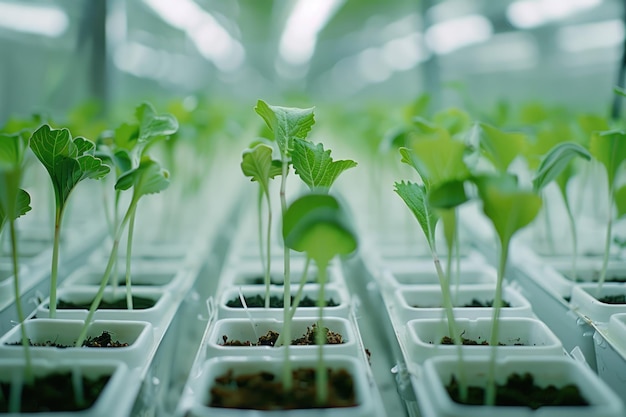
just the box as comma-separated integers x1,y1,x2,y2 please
75,156,170,347
589,129,626,293
240,142,281,308
394,132,471,401
29,124,110,318
0,132,33,385
472,173,542,406
253,99,315,390
282,193,357,405
532,142,591,280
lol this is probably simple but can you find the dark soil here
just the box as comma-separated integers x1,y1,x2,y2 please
226,294,338,308
413,299,511,308
221,325,344,347
0,371,110,412
247,275,318,285
446,373,589,409
440,334,523,346
598,294,626,304
7,331,129,348
56,295,156,310
209,367,357,409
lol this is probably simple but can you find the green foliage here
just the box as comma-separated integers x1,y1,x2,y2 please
254,100,315,158
30,125,110,210
402,136,470,186
589,130,626,190
241,143,281,197
533,142,591,193
433,108,471,136
283,193,357,267
478,123,528,172
115,157,170,198
291,139,357,192
394,181,438,250
0,133,31,225
615,185,626,219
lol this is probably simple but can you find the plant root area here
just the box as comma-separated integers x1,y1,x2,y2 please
0,372,110,412
57,295,156,309
221,324,344,346
226,294,337,308
447,373,588,409
209,367,357,409
7,331,128,348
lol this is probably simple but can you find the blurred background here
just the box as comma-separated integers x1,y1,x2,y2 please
0,0,623,123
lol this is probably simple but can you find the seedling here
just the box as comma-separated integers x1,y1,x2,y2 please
29,124,110,318
283,193,357,405
473,173,541,405
0,132,33,386
254,99,315,389
532,142,591,280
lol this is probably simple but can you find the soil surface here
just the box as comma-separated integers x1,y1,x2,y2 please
226,294,338,308
209,367,357,409
413,298,511,308
446,373,588,409
598,294,626,304
440,335,522,346
7,331,128,348
221,324,344,347
247,275,318,285
0,371,110,412
57,295,156,310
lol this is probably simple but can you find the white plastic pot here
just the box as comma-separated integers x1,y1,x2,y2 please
570,283,626,323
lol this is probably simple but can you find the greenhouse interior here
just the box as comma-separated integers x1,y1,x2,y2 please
2,0,626,415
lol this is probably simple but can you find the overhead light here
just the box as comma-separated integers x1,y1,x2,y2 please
425,14,493,55
0,2,68,37
507,0,602,29
557,19,624,52
278,0,344,67
143,0,245,72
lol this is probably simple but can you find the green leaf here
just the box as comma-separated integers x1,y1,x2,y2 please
283,193,357,266
115,157,169,198
254,100,315,158
114,122,139,151
394,180,439,250
135,102,179,142
473,174,542,246
533,142,591,193
615,185,626,219
406,136,470,186
399,147,428,186
0,133,27,171
291,139,357,192
433,108,471,136
478,123,528,172
241,143,277,197
577,114,609,138
428,180,469,210
0,187,31,226
30,124,110,209
590,130,626,190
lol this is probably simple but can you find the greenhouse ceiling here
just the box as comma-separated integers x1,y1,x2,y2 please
0,0,623,121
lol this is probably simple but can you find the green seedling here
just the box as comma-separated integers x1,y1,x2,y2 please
533,142,591,281
254,99,315,390
29,124,110,318
478,122,528,173
589,129,626,293
473,173,542,406
283,193,357,405
241,142,281,308
75,156,169,347
0,132,33,387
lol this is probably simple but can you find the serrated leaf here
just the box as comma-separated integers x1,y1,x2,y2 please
590,130,626,190
394,180,439,250
241,143,276,197
136,102,179,142
533,142,591,193
399,147,429,186
473,174,542,246
30,124,110,209
283,193,357,266
478,123,528,172
291,139,357,192
115,157,169,198
254,100,315,157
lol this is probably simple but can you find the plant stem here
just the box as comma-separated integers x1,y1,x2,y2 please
597,186,614,297
279,158,293,390
10,219,32,384
111,190,121,293
315,261,328,405
274,257,311,347
265,191,272,309
49,206,64,318
74,200,135,347
562,190,578,282
125,203,138,310
485,238,509,406
257,188,267,308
